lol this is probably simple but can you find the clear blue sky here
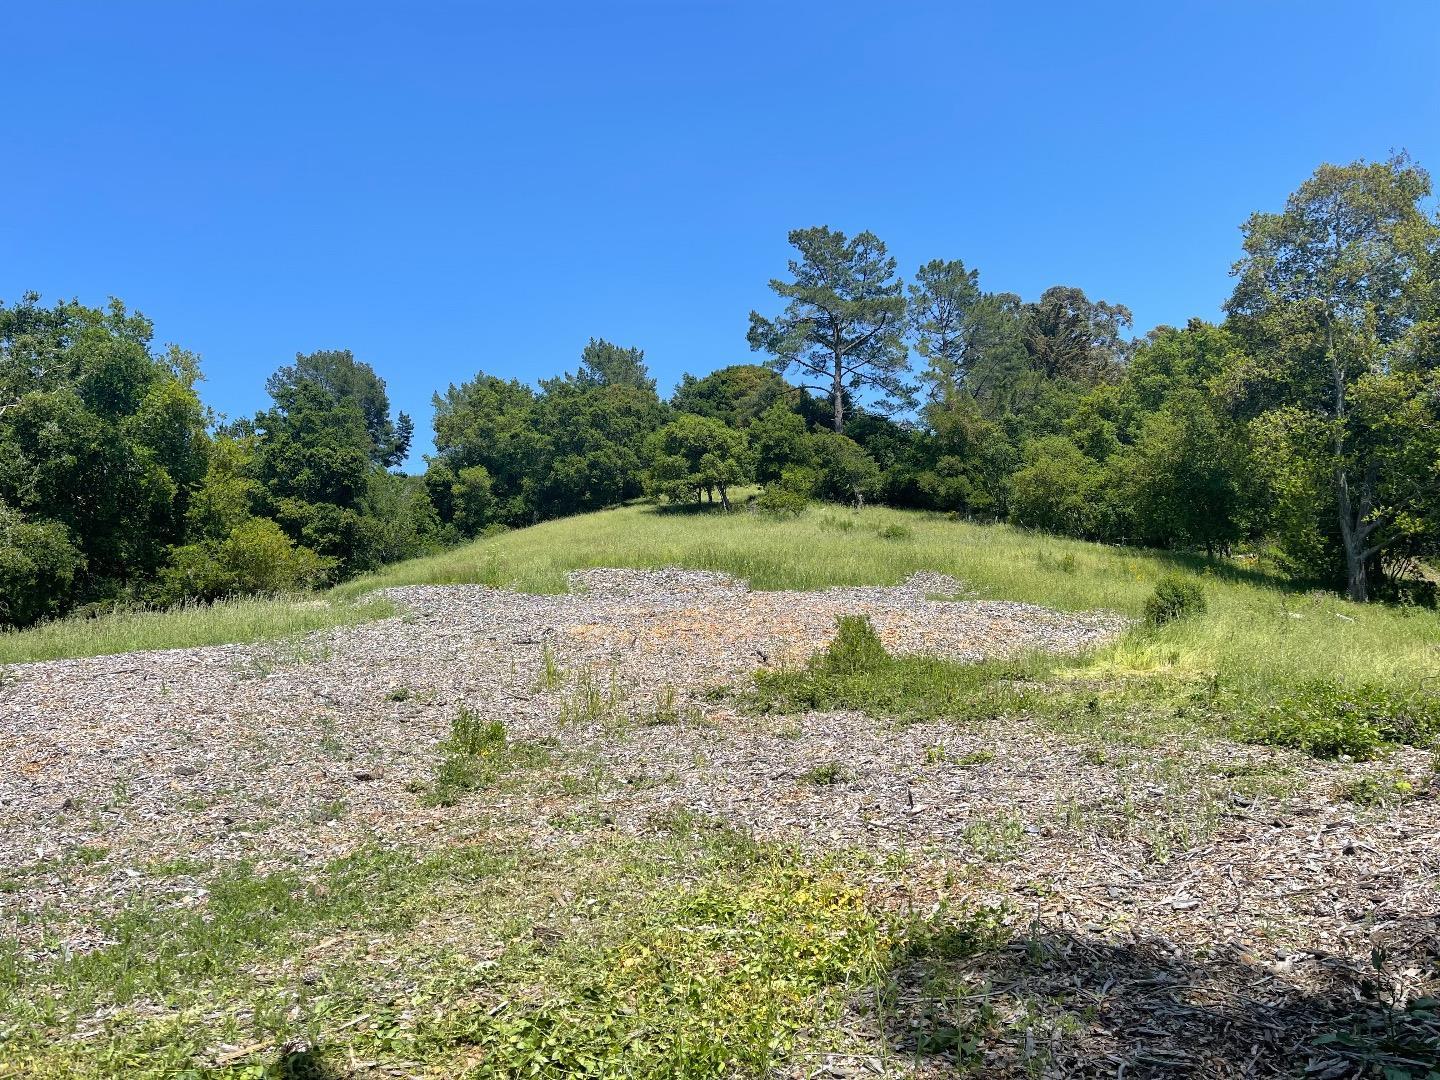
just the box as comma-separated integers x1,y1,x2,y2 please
5,2,1437,464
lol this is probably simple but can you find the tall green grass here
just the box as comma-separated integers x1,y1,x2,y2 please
7,501,1439,697
342,502,1440,698
0,594,393,666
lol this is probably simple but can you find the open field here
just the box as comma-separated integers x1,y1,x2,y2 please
3,509,1439,1077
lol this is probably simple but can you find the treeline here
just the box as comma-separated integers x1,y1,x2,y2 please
1,154,1437,627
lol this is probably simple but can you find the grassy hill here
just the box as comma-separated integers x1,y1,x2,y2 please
8,502,1438,709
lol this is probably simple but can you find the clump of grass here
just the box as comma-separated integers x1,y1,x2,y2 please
963,814,1027,862
800,761,850,786
750,615,1050,723
386,685,412,702
1144,574,1208,626
878,522,913,541
955,749,996,766
426,708,551,806
536,644,564,691
558,666,626,729
1338,772,1420,808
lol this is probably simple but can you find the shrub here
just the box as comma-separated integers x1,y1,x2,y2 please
1233,681,1440,760
0,505,84,627
158,518,333,603
754,469,813,517
813,615,889,676
877,522,913,541
1143,574,1207,626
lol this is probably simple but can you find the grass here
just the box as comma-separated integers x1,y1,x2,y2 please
6,502,1440,711
0,808,985,1079
0,593,393,665
338,502,1440,703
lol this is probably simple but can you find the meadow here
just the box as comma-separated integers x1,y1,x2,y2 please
11,500,1436,708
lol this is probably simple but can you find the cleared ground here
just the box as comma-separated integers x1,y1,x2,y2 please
2,563,1436,1078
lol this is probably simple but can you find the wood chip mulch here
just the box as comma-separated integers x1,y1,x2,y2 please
2,568,1436,1077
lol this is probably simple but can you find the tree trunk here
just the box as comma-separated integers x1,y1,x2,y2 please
832,342,845,433
719,485,730,511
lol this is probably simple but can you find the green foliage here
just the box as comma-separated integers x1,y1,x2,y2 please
1233,682,1440,760
644,413,751,508
1143,574,1208,626
426,709,551,806
753,469,813,516
0,503,84,626
158,518,332,602
748,226,912,431
0,294,208,621
809,432,882,507
815,614,889,675
752,613,1046,722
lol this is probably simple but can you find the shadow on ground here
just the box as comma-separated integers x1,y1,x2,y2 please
870,917,1440,1078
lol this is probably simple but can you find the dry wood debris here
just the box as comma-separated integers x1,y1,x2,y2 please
2,568,1436,1077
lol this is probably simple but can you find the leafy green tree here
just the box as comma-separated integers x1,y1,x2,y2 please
1122,389,1252,553
1225,154,1440,599
1006,436,1108,539
0,503,84,625
265,349,412,468
532,379,667,515
747,402,814,484
429,374,541,524
253,351,421,572
809,431,882,507
0,294,207,613
915,393,1014,516
644,414,751,509
748,227,911,432
670,364,816,428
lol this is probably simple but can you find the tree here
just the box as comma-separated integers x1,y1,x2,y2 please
429,374,541,524
670,364,814,428
1225,154,1440,600
575,338,656,393
1025,286,1133,382
748,227,911,432
530,343,668,517
644,414,751,509
809,431,882,507
265,350,412,468
747,401,814,484
0,294,208,612
909,258,982,390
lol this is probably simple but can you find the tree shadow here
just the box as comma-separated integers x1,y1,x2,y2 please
274,1045,344,1080
872,916,1439,1078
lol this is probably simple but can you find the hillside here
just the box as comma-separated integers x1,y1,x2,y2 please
2,506,1438,1077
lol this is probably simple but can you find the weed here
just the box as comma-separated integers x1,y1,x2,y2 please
536,644,564,691
878,522,913,541
386,686,412,702
955,749,996,766
427,708,551,806
1339,771,1419,808
963,814,1027,862
800,761,850,786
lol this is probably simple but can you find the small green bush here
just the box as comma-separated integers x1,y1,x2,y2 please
1143,574,1207,626
755,469,814,517
814,615,889,676
877,522,913,541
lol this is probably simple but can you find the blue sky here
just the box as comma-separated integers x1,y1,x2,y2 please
5,1,1437,463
